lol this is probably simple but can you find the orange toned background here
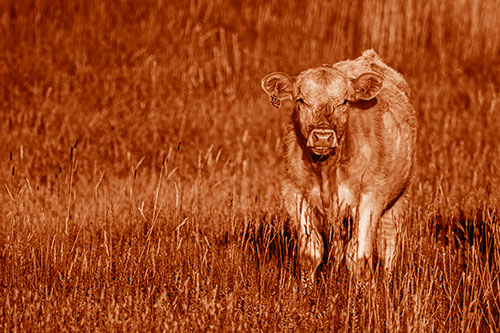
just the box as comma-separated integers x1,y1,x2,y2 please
1,1,499,331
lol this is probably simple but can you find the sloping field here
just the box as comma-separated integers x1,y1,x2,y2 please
1,0,499,331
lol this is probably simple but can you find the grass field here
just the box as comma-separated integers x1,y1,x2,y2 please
1,0,499,331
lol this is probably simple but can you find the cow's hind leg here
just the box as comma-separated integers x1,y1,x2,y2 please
378,192,408,272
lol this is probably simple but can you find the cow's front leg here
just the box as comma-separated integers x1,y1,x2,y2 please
293,193,324,281
346,192,381,275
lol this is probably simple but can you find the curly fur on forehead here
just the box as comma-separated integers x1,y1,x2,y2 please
294,67,351,103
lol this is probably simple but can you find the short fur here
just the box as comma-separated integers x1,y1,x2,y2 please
261,50,416,279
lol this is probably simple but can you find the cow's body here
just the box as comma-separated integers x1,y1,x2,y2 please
261,50,416,279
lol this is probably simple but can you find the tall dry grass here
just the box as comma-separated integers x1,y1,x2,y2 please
1,0,499,331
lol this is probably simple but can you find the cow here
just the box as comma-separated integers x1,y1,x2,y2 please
261,50,416,280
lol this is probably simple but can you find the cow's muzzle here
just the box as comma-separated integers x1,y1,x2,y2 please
307,128,338,156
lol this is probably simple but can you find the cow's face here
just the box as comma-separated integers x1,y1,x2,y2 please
262,67,383,158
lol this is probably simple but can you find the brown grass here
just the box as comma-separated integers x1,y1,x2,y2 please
1,0,499,331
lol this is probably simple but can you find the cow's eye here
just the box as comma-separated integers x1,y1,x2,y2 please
296,98,311,108
343,99,348,105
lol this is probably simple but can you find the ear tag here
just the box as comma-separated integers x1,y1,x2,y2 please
270,87,281,109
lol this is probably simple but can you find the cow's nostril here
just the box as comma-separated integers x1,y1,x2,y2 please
311,129,337,147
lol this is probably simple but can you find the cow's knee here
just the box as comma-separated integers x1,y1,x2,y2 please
298,229,324,280
345,238,370,276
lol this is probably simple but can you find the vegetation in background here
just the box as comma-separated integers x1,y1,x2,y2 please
1,0,499,330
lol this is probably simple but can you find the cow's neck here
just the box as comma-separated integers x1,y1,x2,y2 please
310,144,344,211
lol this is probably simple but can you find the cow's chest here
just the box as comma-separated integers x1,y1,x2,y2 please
312,168,359,217
336,182,357,213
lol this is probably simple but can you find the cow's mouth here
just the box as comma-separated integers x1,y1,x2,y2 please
310,147,336,162
310,147,334,156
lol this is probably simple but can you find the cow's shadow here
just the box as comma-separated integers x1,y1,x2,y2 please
229,208,497,281
228,211,353,279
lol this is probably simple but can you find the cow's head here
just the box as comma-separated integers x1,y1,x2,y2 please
261,67,383,159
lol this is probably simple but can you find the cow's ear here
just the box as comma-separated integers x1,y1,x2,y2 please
349,72,383,101
261,72,293,108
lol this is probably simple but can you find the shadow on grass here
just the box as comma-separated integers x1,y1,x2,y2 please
434,208,497,269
